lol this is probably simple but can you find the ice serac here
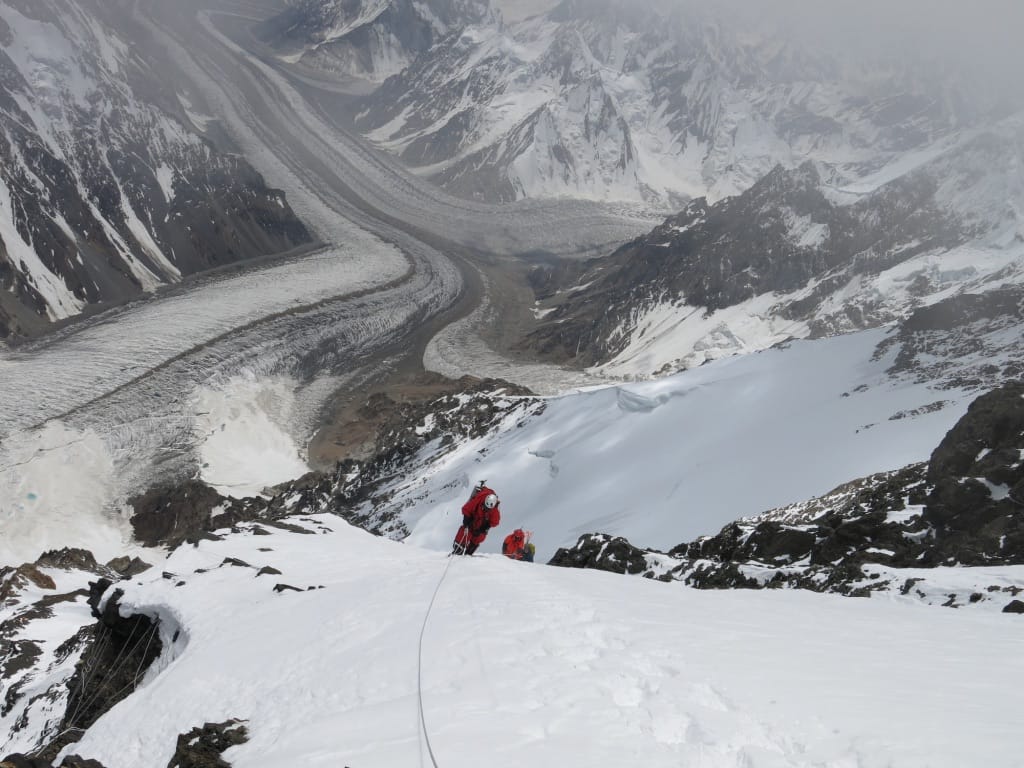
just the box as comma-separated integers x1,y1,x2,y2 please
0,0,311,340
257,0,494,82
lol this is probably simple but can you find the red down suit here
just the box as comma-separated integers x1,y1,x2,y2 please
453,486,501,555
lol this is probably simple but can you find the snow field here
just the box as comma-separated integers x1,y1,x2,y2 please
62,516,1024,768
192,375,309,498
408,328,973,560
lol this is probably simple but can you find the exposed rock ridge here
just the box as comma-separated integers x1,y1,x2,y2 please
550,382,1024,611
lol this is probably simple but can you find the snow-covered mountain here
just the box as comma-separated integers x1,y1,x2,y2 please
256,0,495,83
254,0,1024,387
0,0,311,339
344,0,1005,207
19,326,987,565
3,1,1024,763
518,113,1024,378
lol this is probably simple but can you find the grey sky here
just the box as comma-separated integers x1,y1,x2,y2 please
728,0,1024,106
566,0,1024,107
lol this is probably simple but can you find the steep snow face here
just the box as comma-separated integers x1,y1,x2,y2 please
0,0,310,339
258,0,495,82
351,0,992,207
43,517,1024,768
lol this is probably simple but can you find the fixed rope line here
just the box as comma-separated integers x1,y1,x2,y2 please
132,624,159,688
417,553,459,768
101,624,162,714
65,614,150,732
64,620,138,730
63,619,127,731
29,621,112,757
72,623,111,703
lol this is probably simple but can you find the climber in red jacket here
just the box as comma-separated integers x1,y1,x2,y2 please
502,528,535,562
453,482,501,555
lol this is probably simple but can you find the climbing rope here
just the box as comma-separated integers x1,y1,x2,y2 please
63,614,156,732
70,623,111,705
27,618,110,757
416,552,459,768
132,624,160,688
97,624,162,716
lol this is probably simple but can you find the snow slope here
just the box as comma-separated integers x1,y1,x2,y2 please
53,516,1024,768
409,327,972,559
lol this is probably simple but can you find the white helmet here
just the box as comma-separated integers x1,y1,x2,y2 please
484,493,498,509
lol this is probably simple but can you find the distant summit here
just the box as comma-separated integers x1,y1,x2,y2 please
256,0,494,82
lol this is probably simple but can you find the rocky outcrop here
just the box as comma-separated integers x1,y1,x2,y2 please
875,286,1024,391
2,574,163,764
550,383,1024,606
2,718,248,768
1,549,106,754
0,564,56,600
130,481,236,549
547,534,652,575
0,754,109,767
922,381,1024,563
0,544,159,759
167,719,248,768
104,557,152,579
49,581,163,751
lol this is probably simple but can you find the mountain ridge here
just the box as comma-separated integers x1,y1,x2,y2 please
0,0,312,340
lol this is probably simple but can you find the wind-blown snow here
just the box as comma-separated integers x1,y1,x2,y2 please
58,517,1024,768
